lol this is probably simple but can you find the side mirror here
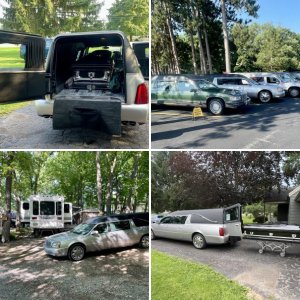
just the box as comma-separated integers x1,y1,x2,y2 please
91,230,99,236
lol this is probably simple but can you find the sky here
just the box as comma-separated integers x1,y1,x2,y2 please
238,0,300,33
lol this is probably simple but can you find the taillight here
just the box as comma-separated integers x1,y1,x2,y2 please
135,83,148,104
219,227,225,236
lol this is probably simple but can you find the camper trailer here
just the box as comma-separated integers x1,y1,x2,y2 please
20,195,74,235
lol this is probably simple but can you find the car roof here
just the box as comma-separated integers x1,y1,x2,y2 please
86,212,149,224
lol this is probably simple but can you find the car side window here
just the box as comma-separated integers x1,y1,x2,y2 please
176,81,195,92
225,207,239,222
94,223,108,234
241,79,250,85
110,220,131,231
156,81,175,92
267,77,279,84
160,216,172,224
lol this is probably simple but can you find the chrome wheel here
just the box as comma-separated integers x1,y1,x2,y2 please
208,99,224,115
140,235,149,248
69,244,85,261
258,90,271,103
289,88,299,98
192,233,206,249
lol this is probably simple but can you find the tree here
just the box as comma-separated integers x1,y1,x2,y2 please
107,0,149,41
1,0,104,36
96,152,103,211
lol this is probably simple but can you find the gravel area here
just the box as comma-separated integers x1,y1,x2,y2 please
0,237,149,300
0,103,149,149
152,238,300,300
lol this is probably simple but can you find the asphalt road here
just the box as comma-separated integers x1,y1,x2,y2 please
152,238,300,300
151,98,300,149
0,237,149,300
0,103,149,149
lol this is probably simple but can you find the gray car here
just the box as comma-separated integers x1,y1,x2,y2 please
204,74,285,103
240,72,300,98
44,213,149,261
151,204,242,249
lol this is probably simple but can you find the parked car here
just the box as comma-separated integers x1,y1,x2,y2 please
44,212,149,261
151,74,249,115
240,72,300,98
0,30,148,135
204,74,285,103
20,38,53,59
151,204,242,249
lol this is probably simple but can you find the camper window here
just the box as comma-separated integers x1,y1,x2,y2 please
64,204,70,214
56,202,62,215
40,201,55,215
23,203,29,210
33,201,39,215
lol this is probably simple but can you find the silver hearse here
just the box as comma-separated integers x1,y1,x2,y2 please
204,74,285,103
44,213,149,261
151,204,242,249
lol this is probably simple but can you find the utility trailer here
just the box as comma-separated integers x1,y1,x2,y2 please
21,195,74,237
243,224,300,257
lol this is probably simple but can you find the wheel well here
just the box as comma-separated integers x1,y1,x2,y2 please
206,97,225,107
192,232,202,240
289,86,300,91
69,242,86,252
258,89,272,98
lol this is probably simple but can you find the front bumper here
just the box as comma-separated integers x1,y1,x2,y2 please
44,245,68,257
226,98,250,109
274,90,286,98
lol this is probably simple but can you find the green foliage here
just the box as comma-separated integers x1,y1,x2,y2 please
0,101,31,116
0,151,149,212
284,152,300,184
152,250,249,300
107,0,148,40
1,0,104,36
232,23,300,71
243,201,264,218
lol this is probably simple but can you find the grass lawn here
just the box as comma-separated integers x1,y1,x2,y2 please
0,100,32,117
152,250,251,300
0,46,25,68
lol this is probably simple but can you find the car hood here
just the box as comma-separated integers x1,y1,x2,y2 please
46,231,81,243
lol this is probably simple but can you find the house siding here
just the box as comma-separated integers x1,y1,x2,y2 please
288,193,300,225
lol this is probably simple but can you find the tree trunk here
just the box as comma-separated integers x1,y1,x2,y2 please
202,16,213,74
221,0,231,73
196,27,207,74
2,157,13,243
96,152,103,211
126,155,139,211
189,31,198,74
105,154,117,215
164,2,180,74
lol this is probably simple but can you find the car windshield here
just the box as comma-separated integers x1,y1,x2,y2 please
195,80,216,89
71,223,95,235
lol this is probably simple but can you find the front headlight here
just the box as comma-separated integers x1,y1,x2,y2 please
229,96,241,101
51,241,61,248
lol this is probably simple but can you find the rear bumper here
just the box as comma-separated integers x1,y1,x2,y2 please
35,100,148,124
274,91,286,98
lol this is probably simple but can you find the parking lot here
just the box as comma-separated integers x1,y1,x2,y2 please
0,237,149,300
151,97,300,149
152,238,300,300
0,103,149,149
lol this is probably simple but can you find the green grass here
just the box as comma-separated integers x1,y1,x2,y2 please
152,250,251,300
0,46,25,68
242,213,254,224
0,100,32,116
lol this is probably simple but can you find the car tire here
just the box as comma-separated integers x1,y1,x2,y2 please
139,235,149,248
151,229,156,240
68,244,86,261
192,233,207,249
289,87,300,98
208,98,224,115
258,90,272,103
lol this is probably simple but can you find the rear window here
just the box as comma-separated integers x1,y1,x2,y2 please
40,201,55,215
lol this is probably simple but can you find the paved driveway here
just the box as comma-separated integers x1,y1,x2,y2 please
151,98,300,149
152,238,300,300
0,103,148,149
0,237,149,300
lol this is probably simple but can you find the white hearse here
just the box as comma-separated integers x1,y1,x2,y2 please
151,204,242,249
